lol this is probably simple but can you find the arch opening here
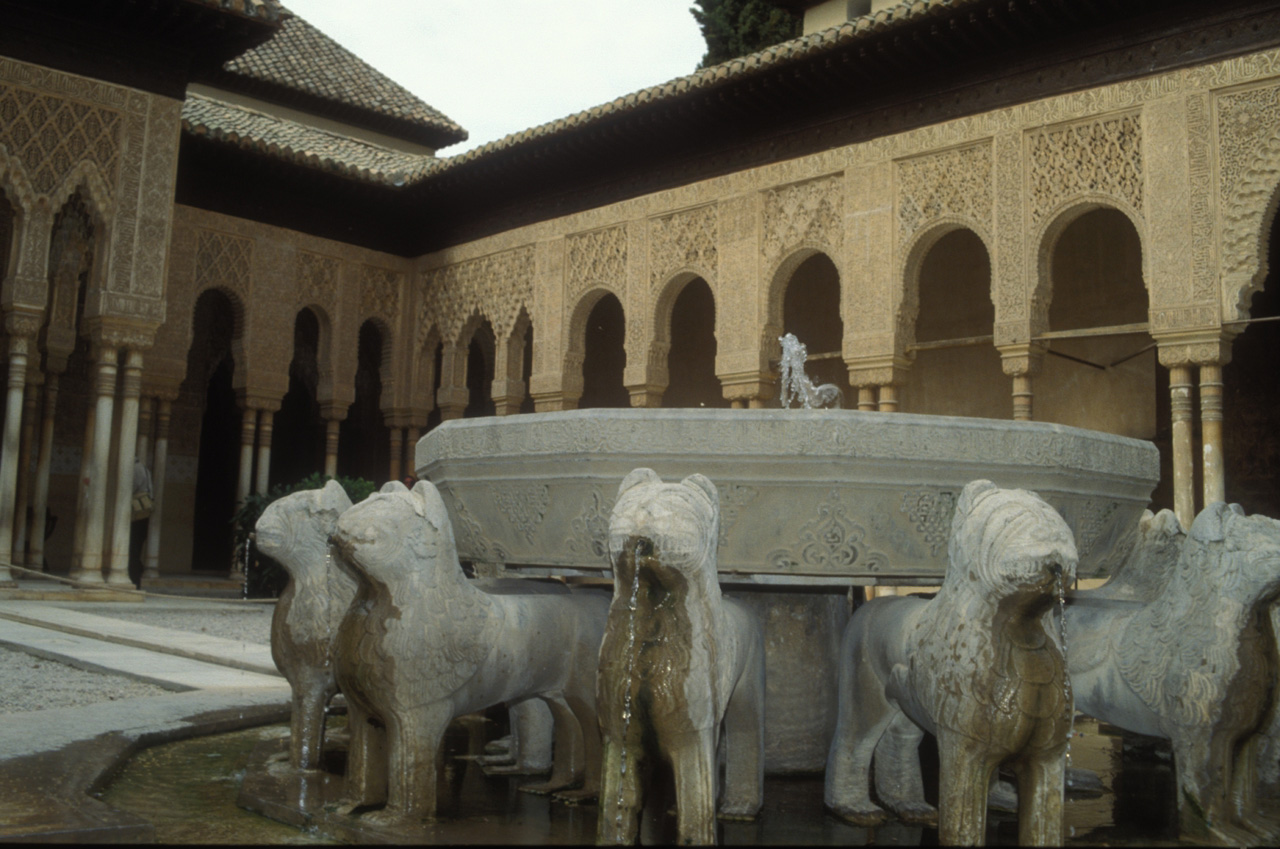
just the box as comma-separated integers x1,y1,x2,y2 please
270,309,325,488
781,253,851,405
901,229,1003,417
579,293,628,409
338,320,390,481
662,277,725,408
464,321,496,418
1037,207,1155,444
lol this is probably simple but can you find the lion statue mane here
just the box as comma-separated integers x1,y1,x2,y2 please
825,479,1077,846
330,479,608,825
254,478,357,771
1069,502,1280,844
596,468,765,845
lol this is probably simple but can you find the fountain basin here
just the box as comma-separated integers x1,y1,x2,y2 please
415,409,1159,582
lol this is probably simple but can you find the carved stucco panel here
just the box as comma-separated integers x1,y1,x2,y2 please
565,224,626,305
1141,96,1193,315
713,194,759,363
1027,111,1143,229
761,174,842,271
421,246,536,347
193,228,252,304
360,264,401,327
297,250,340,317
895,142,993,247
993,131,1027,343
1215,82,1280,319
649,204,718,290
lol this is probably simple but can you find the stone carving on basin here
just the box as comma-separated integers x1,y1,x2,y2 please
254,479,357,771
329,480,609,825
1068,503,1280,844
415,409,1159,581
825,480,1077,846
597,469,765,845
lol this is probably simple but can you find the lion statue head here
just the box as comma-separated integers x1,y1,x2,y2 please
255,478,352,579
945,479,1078,602
608,468,720,592
333,479,461,591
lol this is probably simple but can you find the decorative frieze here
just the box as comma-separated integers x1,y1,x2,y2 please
762,175,842,269
896,143,992,246
193,229,253,303
1027,112,1143,228
649,205,717,290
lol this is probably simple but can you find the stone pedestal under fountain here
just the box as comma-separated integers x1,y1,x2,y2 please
416,409,1160,771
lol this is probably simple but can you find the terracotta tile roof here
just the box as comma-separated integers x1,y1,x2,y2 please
425,0,978,174
182,93,435,185
211,9,466,148
183,0,287,23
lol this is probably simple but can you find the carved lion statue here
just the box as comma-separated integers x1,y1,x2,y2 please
330,479,609,825
1069,502,1280,844
254,479,357,771
596,468,765,845
825,479,1077,846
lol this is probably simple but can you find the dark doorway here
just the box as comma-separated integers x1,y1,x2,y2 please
664,278,725,408
338,321,390,482
187,290,238,574
270,309,325,487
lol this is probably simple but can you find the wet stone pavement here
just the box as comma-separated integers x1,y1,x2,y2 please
97,709,1241,845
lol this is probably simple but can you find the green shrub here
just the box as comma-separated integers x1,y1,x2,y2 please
232,473,378,599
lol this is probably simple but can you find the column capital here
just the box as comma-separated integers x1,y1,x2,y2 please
845,355,912,389
84,317,156,352
3,306,44,339
236,390,283,413
319,400,349,422
1154,332,1233,369
996,342,1047,378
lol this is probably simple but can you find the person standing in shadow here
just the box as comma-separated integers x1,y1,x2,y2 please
129,456,153,589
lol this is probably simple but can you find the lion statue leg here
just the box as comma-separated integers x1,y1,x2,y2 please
719,623,765,821
287,675,331,770
936,728,1001,845
825,606,898,826
1233,731,1280,838
340,700,388,811
596,711,647,845
1014,746,1065,845
553,690,604,804
873,711,937,826
519,693,584,795
667,726,720,845
363,704,452,825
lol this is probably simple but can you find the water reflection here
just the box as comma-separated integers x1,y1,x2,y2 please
100,714,1235,845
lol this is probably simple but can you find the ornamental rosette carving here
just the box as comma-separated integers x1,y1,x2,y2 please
762,175,842,267
193,229,252,302
767,489,889,572
901,489,958,558
490,483,550,544
896,144,992,245
649,205,717,290
1027,113,1143,227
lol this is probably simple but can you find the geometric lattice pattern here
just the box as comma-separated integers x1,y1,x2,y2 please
193,229,253,300
0,84,122,195
1027,113,1142,227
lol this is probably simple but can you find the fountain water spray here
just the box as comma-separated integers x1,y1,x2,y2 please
613,541,644,842
778,333,842,409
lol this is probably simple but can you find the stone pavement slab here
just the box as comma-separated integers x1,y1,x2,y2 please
0,601,278,676
0,618,283,692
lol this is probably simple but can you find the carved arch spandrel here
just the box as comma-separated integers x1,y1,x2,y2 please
1216,82,1280,321
1032,197,1148,338
763,246,835,358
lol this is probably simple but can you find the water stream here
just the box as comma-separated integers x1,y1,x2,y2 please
612,541,644,841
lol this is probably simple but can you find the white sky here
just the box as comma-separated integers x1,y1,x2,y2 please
281,0,709,155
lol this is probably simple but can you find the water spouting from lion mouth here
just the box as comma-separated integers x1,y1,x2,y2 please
1057,571,1074,775
613,541,644,842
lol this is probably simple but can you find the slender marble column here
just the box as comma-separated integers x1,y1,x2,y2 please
29,373,60,572
70,395,97,580
324,417,340,477
1169,365,1195,530
1011,374,1034,421
106,349,143,586
877,385,899,413
11,382,40,567
255,409,273,495
388,427,403,483
857,387,877,412
78,345,119,583
1199,363,1224,507
0,333,32,584
136,396,154,470
237,407,257,507
143,399,171,581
